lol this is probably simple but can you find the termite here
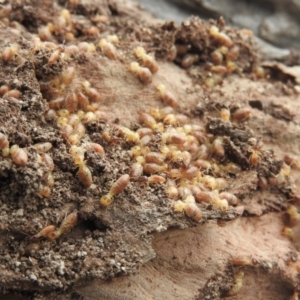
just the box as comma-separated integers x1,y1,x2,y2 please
99,39,117,59
33,142,52,153
130,62,152,84
156,84,178,107
48,46,64,65
130,163,143,181
100,174,130,207
77,162,93,188
134,46,158,73
54,211,78,239
227,271,244,296
33,225,56,241
10,145,28,166
184,203,202,222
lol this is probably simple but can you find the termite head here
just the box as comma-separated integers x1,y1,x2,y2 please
174,200,186,212
135,46,146,58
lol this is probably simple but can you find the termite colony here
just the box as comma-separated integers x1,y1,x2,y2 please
99,102,252,222
99,92,290,225
169,18,268,88
0,1,296,294
0,3,288,232
0,115,57,198
38,22,248,227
